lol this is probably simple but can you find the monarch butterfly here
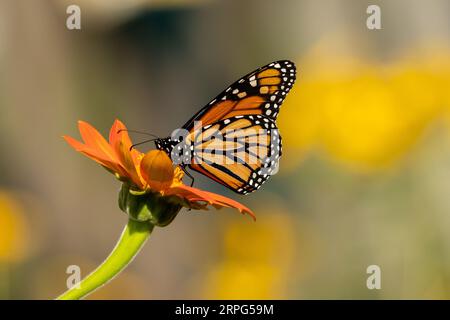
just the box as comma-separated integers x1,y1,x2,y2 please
154,60,296,194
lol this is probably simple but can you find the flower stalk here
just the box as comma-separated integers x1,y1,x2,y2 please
56,218,154,300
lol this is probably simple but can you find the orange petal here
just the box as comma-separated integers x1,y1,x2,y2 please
117,139,144,187
63,135,90,153
63,135,126,175
109,119,131,151
140,150,175,191
110,120,144,187
168,185,256,220
78,121,118,163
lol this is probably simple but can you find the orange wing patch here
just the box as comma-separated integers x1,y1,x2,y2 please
199,100,236,127
257,68,281,78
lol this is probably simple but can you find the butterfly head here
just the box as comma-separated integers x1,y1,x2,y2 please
154,137,176,156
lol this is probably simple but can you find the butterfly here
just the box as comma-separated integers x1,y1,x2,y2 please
154,60,296,195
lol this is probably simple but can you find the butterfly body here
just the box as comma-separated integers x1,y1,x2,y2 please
155,60,296,194
154,137,178,155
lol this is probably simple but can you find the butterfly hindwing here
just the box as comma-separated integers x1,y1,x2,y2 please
187,114,282,194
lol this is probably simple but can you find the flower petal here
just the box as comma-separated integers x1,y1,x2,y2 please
110,120,144,188
109,120,131,151
78,121,118,163
63,135,126,175
167,185,256,220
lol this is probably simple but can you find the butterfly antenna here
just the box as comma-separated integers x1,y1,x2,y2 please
129,138,158,151
117,129,159,139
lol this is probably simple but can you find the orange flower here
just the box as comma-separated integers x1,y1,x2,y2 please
63,120,255,220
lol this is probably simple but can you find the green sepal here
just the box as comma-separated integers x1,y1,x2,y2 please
118,183,182,227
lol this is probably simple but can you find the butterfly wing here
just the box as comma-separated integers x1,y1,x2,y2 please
187,115,281,194
182,60,296,130
178,60,295,194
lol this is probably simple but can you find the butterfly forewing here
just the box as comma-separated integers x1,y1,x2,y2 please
182,60,296,130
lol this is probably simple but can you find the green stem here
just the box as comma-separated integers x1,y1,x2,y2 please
56,219,154,300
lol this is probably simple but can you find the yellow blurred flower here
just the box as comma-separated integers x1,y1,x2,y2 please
202,212,296,299
203,262,283,299
0,191,29,263
223,215,294,266
279,41,450,172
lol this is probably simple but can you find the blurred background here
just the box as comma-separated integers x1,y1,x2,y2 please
0,0,449,299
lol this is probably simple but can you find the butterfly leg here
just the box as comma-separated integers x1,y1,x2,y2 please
181,166,195,187
180,166,195,212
